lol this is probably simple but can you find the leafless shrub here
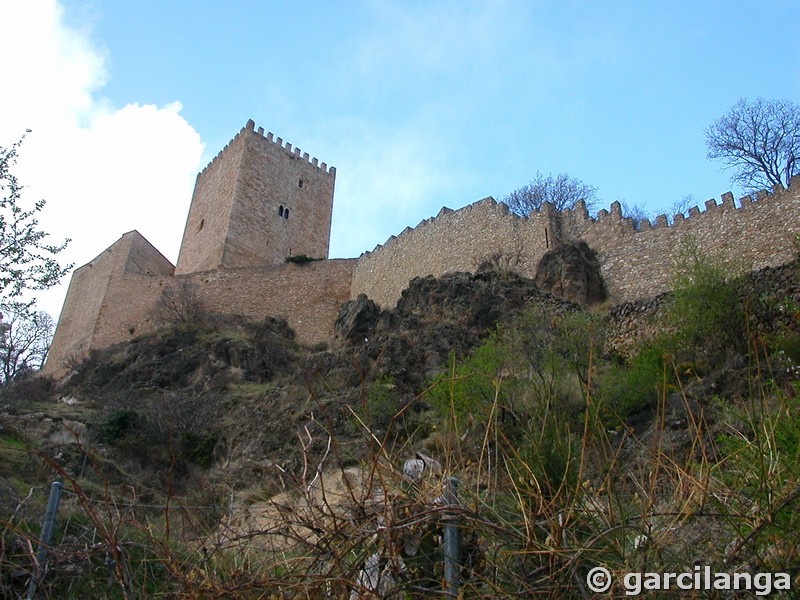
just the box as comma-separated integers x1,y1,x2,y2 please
473,242,526,277
153,279,206,327
0,303,54,384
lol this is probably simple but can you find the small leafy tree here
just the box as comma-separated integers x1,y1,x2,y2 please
0,133,71,301
0,132,71,382
502,171,597,215
706,97,800,191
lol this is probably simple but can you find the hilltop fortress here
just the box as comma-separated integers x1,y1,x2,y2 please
45,119,800,375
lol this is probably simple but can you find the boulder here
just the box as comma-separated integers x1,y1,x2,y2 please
333,294,382,346
535,240,607,306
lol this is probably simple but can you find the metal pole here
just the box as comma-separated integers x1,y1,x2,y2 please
443,476,460,598
26,481,63,600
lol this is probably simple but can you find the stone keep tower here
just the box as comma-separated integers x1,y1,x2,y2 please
175,119,335,274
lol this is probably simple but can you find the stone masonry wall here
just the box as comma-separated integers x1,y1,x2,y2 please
46,231,175,371
605,261,800,355
351,199,556,308
46,242,126,370
175,120,335,274
557,181,800,302
174,129,244,274
227,123,335,266
352,178,800,309
182,259,354,344
46,249,355,376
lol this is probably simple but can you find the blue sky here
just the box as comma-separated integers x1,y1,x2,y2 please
1,0,799,319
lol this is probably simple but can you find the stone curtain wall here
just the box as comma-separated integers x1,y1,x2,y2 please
45,256,355,377
90,260,355,355
605,261,800,355
180,259,354,344
558,181,800,302
351,199,555,308
352,179,800,308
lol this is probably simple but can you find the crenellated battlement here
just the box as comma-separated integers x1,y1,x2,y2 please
360,197,522,257
553,176,799,233
358,178,800,261
196,120,336,180
352,176,800,308
247,119,335,176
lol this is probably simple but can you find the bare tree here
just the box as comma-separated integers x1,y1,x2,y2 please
0,303,54,383
502,171,598,216
620,201,651,230
0,134,68,383
153,279,206,326
670,194,695,218
706,97,800,192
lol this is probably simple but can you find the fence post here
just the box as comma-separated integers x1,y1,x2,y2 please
443,476,460,598
26,480,63,600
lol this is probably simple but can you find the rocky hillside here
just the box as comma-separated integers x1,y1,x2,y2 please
1,258,798,598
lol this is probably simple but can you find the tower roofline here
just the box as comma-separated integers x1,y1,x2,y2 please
197,120,336,180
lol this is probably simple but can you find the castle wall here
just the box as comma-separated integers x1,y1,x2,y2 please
351,199,555,308
46,242,125,369
351,178,800,308
46,231,175,370
44,117,800,382
558,181,800,301
182,259,354,343
45,257,355,377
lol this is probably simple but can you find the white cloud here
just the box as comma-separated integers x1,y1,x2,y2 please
0,0,204,320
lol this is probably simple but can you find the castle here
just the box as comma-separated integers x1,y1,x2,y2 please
44,119,800,376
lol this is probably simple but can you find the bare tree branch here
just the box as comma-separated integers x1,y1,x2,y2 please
0,302,54,383
502,172,598,216
153,279,207,326
706,97,800,192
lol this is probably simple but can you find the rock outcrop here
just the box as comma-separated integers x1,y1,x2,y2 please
534,240,607,306
333,294,382,346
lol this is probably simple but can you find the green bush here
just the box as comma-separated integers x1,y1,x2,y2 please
285,254,319,265
361,375,399,430
98,409,142,443
771,333,800,365
180,431,218,467
427,338,507,426
668,238,745,362
597,342,672,424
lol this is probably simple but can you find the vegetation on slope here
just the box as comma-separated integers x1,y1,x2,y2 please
0,252,799,598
